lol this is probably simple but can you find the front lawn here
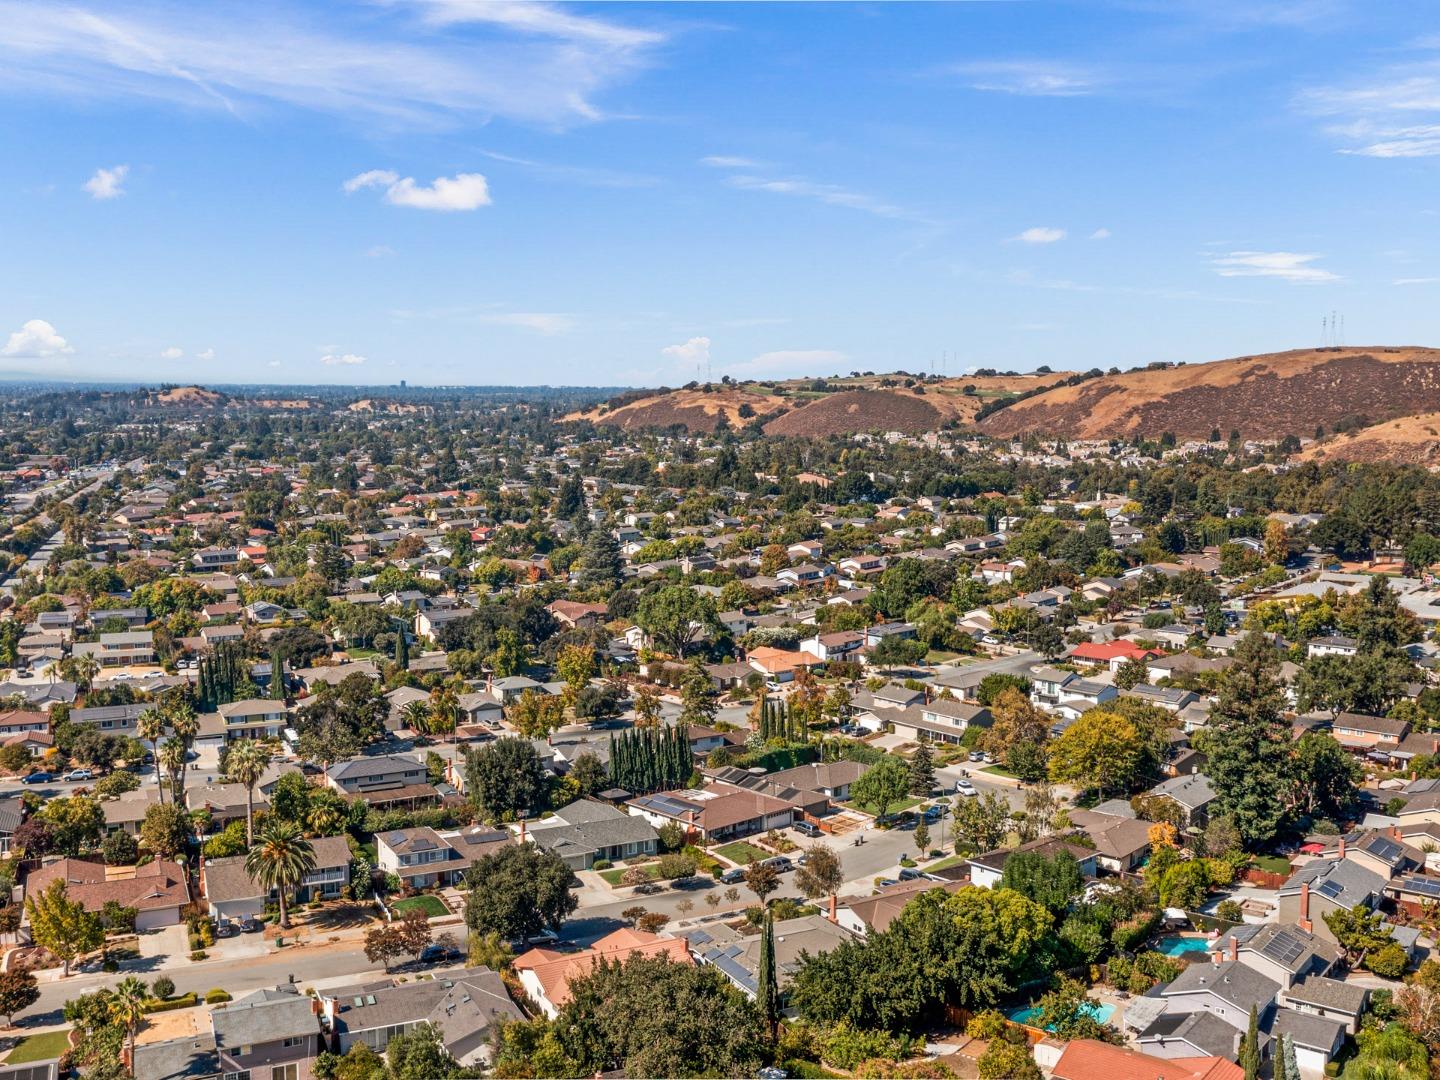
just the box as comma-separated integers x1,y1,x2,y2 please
849,795,925,818
981,764,1020,779
392,894,447,918
6,1030,71,1064
713,841,770,866
921,854,965,873
600,862,661,886
1250,854,1292,875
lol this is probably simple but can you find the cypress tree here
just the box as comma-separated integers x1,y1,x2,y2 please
757,909,779,1037
396,627,409,671
1239,1005,1259,1080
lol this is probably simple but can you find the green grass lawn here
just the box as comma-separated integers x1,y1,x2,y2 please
392,894,447,918
713,841,770,866
599,862,661,886
849,795,926,818
1250,854,1292,874
6,1029,71,1064
921,853,965,872
981,764,1020,779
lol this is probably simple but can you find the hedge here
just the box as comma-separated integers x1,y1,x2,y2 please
143,993,199,1013
204,989,232,1004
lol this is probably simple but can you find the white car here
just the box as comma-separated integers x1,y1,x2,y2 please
955,779,977,797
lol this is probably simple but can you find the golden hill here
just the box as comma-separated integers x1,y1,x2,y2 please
1298,412,1440,466
977,346,1440,440
569,372,1074,435
145,386,226,407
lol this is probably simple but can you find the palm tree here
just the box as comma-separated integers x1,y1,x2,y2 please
224,740,271,845
73,653,100,695
165,700,199,801
158,738,188,806
245,819,316,930
400,700,431,736
306,803,345,837
136,709,165,804
110,975,148,1064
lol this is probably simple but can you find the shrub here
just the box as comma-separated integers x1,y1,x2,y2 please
1365,942,1409,979
143,993,198,1013
151,976,175,1001
965,1010,1009,1040
591,859,612,871
1215,899,1244,922
657,853,697,881
820,1022,910,1071
189,950,207,961
205,989,233,1004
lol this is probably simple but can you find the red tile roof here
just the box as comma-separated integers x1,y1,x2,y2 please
1053,1040,1243,1080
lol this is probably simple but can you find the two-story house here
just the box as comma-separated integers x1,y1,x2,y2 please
216,699,289,743
326,753,435,809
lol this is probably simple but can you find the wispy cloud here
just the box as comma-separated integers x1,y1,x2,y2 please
344,170,491,211
474,312,574,335
1298,55,1440,157
1090,227,1111,240
320,352,366,366
1012,226,1066,244
1394,277,1440,285
479,150,659,189
728,349,849,378
159,346,182,359
1209,250,1340,284
0,1,665,129
701,155,764,169
1005,269,1267,305
946,59,1109,97
83,164,129,199
724,173,924,222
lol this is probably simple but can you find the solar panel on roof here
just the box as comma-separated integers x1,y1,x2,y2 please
1401,876,1440,898
1259,929,1305,966
1316,878,1345,900
1369,838,1403,862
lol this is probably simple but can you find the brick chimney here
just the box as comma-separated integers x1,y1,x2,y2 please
1339,836,1346,859
1211,948,1222,966
828,893,838,923
1298,880,1312,933
519,819,527,842
1230,938,1238,963
1390,825,1403,841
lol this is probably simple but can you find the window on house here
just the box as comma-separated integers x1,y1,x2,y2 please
272,1065,299,1080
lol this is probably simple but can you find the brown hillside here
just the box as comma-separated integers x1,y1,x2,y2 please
763,389,943,436
147,386,225,407
978,346,1440,440
1297,412,1440,466
569,371,1074,435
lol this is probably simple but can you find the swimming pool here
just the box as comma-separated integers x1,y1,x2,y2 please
1155,935,1214,958
1006,1001,1116,1030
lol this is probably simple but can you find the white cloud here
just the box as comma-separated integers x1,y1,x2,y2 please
267,360,281,367
2,318,73,357
159,346,182,359
365,245,396,258
197,347,215,360
661,336,711,366
1298,61,1440,157
475,312,573,335
1210,251,1340,284
1089,227,1111,240
725,174,921,222
83,164,129,200
320,352,366,365
728,349,849,378
1395,277,1440,285
1013,226,1066,244
948,60,1106,97
343,170,398,193
701,155,762,168
344,170,491,211
0,2,663,129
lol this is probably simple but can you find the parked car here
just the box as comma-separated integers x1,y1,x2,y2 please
877,878,899,888
794,821,822,838
63,768,94,782
720,867,748,885
239,917,264,934
214,918,238,938
967,750,984,762
20,772,52,784
761,856,794,873
420,942,462,964
898,867,924,881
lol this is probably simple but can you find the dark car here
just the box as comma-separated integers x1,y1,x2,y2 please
214,918,238,938
420,942,462,964
720,867,747,885
20,772,52,784
898,867,924,881
239,917,264,934
794,821,822,838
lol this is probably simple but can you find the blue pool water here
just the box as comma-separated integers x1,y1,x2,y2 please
1156,936,1214,957
1006,1001,1116,1029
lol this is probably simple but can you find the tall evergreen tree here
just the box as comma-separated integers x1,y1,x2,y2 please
756,909,779,1038
1238,1004,1259,1080
909,741,936,797
1206,632,1292,848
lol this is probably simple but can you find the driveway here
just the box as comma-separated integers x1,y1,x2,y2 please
140,923,189,963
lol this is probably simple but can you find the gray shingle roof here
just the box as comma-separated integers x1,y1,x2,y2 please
211,987,319,1048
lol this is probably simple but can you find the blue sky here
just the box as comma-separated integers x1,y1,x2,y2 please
3,1,1440,386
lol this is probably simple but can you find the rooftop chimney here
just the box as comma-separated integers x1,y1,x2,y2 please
828,893,838,923
1230,938,1238,963
1339,836,1346,859
1299,880,1313,933
1211,949,1222,967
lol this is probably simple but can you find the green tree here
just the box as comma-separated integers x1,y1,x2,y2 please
244,819,316,929
39,795,104,855
953,791,1012,853
578,529,624,591
795,844,843,905
1290,732,1361,822
508,689,565,740
464,844,577,941
1239,1004,1260,1080
1000,851,1084,915
850,755,910,820
678,663,719,727
464,737,550,821
1206,632,1292,847
26,879,104,976
109,975,148,1064
635,585,717,659
756,910,779,1037
223,739,271,846
140,802,190,860
387,1022,462,1080
0,969,38,1024
1047,708,1150,797
908,741,935,797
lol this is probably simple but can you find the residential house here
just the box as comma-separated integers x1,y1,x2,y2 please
1066,810,1153,873
327,754,435,808
210,985,326,1080
526,800,659,870
968,836,1098,890
1307,636,1359,659
215,699,288,742
374,826,505,888
69,702,149,739
1277,861,1387,944
886,698,992,746
202,835,352,919
72,630,156,668
1331,713,1410,753
833,879,968,937
321,971,522,1066
24,858,188,931
628,782,797,840
1051,1039,1242,1080
1144,773,1218,827
693,914,856,1000
515,928,691,1018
